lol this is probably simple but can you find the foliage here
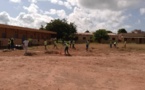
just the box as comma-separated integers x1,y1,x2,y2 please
39,25,45,30
118,28,127,34
106,30,112,33
94,29,109,43
42,19,77,40
85,30,90,33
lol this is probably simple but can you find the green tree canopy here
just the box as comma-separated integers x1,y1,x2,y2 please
85,30,90,33
94,29,109,43
106,30,112,33
42,19,77,40
118,28,127,34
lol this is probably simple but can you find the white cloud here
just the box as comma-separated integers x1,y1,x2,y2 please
67,7,129,33
45,9,67,18
0,12,10,24
28,0,37,3
23,3,39,13
78,0,144,10
140,8,145,15
9,0,21,3
50,0,73,9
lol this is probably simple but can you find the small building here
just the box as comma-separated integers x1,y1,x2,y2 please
75,33,93,43
108,33,118,41
0,24,56,48
118,33,145,44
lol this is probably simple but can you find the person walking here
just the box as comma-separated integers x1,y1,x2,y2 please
64,42,69,55
23,39,29,55
110,40,112,48
86,40,90,51
44,39,48,50
72,40,76,49
10,38,14,50
8,38,11,49
114,41,117,48
124,41,127,48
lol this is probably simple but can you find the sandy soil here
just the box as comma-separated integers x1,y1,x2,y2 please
0,44,145,90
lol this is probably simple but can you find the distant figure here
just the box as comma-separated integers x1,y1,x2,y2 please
109,40,112,48
44,40,48,50
53,40,58,49
23,39,29,55
8,38,11,49
72,40,76,49
64,42,69,55
114,41,116,48
10,38,14,50
124,41,126,48
86,40,90,51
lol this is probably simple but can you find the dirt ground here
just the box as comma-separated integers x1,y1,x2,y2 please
0,43,145,90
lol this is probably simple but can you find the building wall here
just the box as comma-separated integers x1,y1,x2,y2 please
0,24,56,47
76,34,93,43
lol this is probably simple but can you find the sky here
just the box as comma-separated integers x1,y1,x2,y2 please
0,0,145,33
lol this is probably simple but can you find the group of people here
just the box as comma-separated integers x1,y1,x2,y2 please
44,39,90,55
109,40,127,48
7,38,29,55
7,37,91,55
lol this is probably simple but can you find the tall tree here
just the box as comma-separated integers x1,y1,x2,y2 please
118,28,127,34
39,25,45,30
43,19,77,40
85,30,90,33
106,30,112,33
94,29,109,43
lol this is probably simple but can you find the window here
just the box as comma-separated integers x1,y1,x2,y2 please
90,37,92,39
112,38,115,40
83,37,86,40
124,38,127,41
14,33,18,38
132,38,135,41
2,32,6,38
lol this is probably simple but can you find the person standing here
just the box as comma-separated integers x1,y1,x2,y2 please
124,41,126,48
10,38,14,50
23,39,29,55
86,40,90,51
72,40,76,49
44,39,48,50
64,42,69,55
8,38,11,49
110,40,112,48
114,41,116,48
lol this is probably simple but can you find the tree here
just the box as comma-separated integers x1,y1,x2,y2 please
85,30,90,33
118,28,127,34
44,19,77,40
94,29,109,43
106,30,112,33
39,25,45,30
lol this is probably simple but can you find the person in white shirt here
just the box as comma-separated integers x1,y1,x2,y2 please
23,39,29,55
44,39,47,50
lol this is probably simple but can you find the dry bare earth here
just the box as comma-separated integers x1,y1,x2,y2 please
0,44,145,90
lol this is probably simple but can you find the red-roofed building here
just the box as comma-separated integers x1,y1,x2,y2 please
0,24,56,48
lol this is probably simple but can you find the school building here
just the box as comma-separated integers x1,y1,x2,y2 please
118,33,145,44
0,24,56,48
75,33,93,43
